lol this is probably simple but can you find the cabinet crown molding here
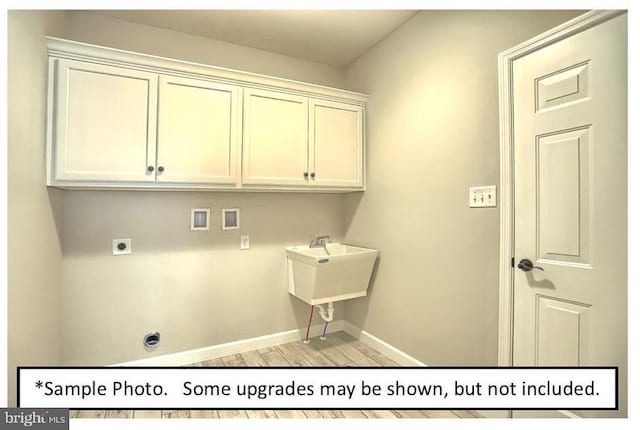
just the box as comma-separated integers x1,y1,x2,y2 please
46,37,369,105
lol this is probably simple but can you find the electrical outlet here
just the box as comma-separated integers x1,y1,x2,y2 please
112,238,132,255
240,235,250,250
469,186,497,208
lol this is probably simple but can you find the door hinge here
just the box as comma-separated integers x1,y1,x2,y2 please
511,257,515,268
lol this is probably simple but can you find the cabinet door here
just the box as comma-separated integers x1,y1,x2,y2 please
157,76,240,184
52,59,157,182
242,89,309,186
309,99,364,188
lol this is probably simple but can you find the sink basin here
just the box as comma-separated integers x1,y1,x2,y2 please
286,243,379,305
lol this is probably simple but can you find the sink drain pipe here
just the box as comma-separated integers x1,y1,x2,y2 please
317,302,334,322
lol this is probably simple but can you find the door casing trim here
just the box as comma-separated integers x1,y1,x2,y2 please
497,9,626,368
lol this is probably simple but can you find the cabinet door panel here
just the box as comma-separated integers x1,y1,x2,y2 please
309,100,363,188
157,76,240,184
242,89,308,185
53,59,157,182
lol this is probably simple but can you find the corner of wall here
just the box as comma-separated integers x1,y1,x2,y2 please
340,10,584,368
7,10,69,407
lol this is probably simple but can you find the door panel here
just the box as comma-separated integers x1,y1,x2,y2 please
536,127,591,264
309,99,363,187
157,76,240,184
242,89,308,186
54,59,157,182
535,62,589,111
535,296,590,366
512,14,626,418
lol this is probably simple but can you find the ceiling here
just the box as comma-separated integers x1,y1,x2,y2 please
92,10,418,67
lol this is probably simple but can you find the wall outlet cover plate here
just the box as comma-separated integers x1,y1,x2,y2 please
240,235,250,250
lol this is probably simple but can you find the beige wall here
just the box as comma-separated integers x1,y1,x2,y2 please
62,191,344,365
7,11,69,406
66,11,347,88
9,11,349,375
343,10,583,366
56,12,349,365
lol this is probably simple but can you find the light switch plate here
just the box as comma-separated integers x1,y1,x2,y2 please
112,238,132,255
240,235,250,250
469,186,497,208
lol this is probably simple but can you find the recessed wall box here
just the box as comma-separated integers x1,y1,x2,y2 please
143,331,160,351
112,238,131,255
190,208,210,231
222,208,240,230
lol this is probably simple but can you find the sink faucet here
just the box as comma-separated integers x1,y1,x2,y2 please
310,235,331,248
310,235,332,256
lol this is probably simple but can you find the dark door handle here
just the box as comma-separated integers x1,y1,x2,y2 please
517,258,544,272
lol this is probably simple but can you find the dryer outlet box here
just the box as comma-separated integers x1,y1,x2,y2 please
112,238,132,255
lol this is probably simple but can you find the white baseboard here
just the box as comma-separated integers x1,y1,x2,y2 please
112,319,430,368
114,320,345,366
341,320,427,366
113,320,576,419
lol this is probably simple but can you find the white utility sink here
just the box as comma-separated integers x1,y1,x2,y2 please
286,243,379,305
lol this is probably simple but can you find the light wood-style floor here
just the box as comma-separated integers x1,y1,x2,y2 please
72,331,481,419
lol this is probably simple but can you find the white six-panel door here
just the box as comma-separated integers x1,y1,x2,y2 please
512,14,627,417
157,76,240,184
242,89,309,186
53,59,157,182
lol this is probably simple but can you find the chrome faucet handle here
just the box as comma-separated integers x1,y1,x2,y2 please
316,235,330,246
309,235,331,248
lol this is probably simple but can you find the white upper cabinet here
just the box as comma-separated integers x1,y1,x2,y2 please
46,38,368,192
309,99,364,188
157,76,240,185
52,59,157,183
242,89,309,186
